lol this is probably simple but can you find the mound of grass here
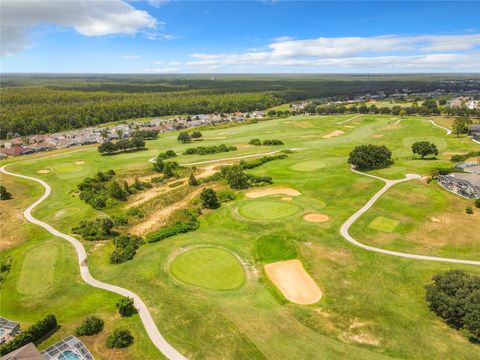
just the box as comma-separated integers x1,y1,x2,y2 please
170,247,245,290
238,200,301,220
291,160,326,172
253,235,297,263
368,216,399,233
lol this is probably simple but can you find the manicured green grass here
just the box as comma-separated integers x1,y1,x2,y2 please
253,235,297,263
290,160,326,172
17,241,58,295
2,113,480,359
170,247,245,290
368,216,400,233
238,200,301,220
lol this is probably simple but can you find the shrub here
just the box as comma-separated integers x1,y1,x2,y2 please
249,138,262,146
188,173,199,186
157,150,177,160
263,139,283,146
75,316,104,336
217,190,236,203
475,199,480,209
425,270,480,338
0,314,57,355
127,207,144,218
239,154,287,169
106,329,134,348
223,165,250,189
412,141,438,159
183,144,237,155
72,218,116,241
147,210,199,243
0,186,12,200
191,131,202,139
201,188,220,209
116,297,137,317
466,207,474,214
177,131,191,143
348,144,393,170
110,235,143,264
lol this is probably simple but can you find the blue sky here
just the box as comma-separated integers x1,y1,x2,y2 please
1,0,479,73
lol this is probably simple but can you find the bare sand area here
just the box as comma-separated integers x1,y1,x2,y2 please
304,213,330,223
265,259,322,305
245,187,301,198
323,130,345,138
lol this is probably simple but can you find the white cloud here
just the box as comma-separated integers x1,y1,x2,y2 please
145,32,179,40
186,34,480,72
1,0,157,56
123,54,141,59
147,0,170,8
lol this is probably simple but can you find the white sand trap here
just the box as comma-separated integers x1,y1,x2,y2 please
265,259,322,305
372,134,384,138
245,187,301,198
75,161,85,165
281,197,293,201
37,169,50,174
323,130,345,138
304,213,330,223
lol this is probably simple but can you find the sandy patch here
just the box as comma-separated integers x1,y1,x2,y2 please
202,136,227,140
372,134,384,138
197,163,229,179
344,125,355,128
281,197,293,201
127,186,170,209
245,187,301,198
347,333,381,346
37,169,50,174
75,161,85,165
237,144,253,149
304,213,330,223
265,259,322,305
323,130,345,138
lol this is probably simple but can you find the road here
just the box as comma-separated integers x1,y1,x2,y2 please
340,168,480,266
0,164,187,360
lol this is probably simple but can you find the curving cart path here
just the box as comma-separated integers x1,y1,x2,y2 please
340,168,480,266
0,163,187,360
428,119,452,135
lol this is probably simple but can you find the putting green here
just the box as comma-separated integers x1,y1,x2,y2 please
291,160,326,172
17,242,58,295
368,216,400,233
238,200,301,220
170,247,245,290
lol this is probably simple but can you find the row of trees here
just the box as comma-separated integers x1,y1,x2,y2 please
177,131,202,143
249,138,284,146
98,137,146,154
183,144,237,155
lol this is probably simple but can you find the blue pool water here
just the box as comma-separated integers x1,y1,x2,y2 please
58,350,80,360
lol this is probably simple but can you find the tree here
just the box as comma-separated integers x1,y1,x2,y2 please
116,297,137,317
109,181,127,200
106,329,134,348
162,161,178,178
153,158,165,172
165,150,177,158
116,138,130,151
98,141,117,154
129,137,145,149
412,141,438,159
75,315,104,336
267,109,276,116
223,165,249,189
453,116,472,137
191,131,202,139
348,144,393,170
399,109,406,118
0,186,12,200
200,188,220,209
188,173,198,186
177,132,191,143
249,138,262,146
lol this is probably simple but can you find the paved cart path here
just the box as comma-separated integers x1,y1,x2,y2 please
0,164,187,360
340,168,480,266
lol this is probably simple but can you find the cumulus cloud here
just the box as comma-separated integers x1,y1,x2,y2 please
186,34,480,72
1,0,157,55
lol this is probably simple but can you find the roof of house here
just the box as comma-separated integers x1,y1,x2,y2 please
1,342,43,360
469,124,480,131
450,173,480,186
0,147,26,156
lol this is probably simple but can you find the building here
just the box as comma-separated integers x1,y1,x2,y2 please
1,343,43,360
469,124,480,141
0,317,20,344
438,172,480,199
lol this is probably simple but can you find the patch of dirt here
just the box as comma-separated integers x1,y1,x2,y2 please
347,333,381,346
127,186,171,209
264,259,322,305
323,130,345,138
37,169,50,174
245,187,301,198
372,134,384,138
237,144,253,149
75,161,85,165
281,196,293,201
304,213,330,223
197,163,229,179
344,125,355,128
202,136,227,140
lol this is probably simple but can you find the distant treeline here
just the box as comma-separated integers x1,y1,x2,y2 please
1,75,478,138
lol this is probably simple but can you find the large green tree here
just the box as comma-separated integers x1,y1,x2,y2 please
412,141,438,159
200,188,220,209
348,144,393,170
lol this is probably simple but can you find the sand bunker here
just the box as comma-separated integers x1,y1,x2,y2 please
304,213,330,223
323,130,345,138
75,161,85,165
265,259,322,305
37,169,50,174
281,197,293,201
245,187,301,198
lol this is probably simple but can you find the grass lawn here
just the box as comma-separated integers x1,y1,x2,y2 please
368,216,400,233
1,113,480,359
170,247,245,290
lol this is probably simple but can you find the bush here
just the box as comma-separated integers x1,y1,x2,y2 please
147,210,199,243
191,131,202,139
412,141,438,159
262,139,283,146
75,316,104,336
0,186,12,200
239,154,287,169
249,138,262,146
183,144,237,155
348,144,393,170
426,270,480,338
157,150,177,160
188,173,199,186
177,132,191,143
200,188,220,209
0,314,57,355
110,235,144,264
72,217,116,241
116,297,137,317
222,165,250,189
466,207,474,214
217,190,236,203
475,199,480,209
127,207,144,218
106,329,134,349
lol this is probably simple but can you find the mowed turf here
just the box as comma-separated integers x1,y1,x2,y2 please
368,216,400,233
170,247,245,290
238,200,301,220
290,160,326,172
2,114,480,359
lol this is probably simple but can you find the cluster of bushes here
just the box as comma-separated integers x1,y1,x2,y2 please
157,150,177,160
147,209,199,243
178,131,202,143
75,315,104,336
450,151,480,163
153,159,179,178
430,167,464,180
0,314,57,355
183,144,237,155
426,270,480,339
221,164,273,189
110,234,144,264
0,186,12,200
131,129,158,139
249,138,284,146
412,141,438,159
239,154,288,169
106,329,134,348
77,170,117,209
348,144,393,170
72,217,116,240
266,109,291,117
0,257,12,287
98,137,146,154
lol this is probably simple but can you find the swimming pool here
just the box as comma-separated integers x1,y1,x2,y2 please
58,350,80,360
